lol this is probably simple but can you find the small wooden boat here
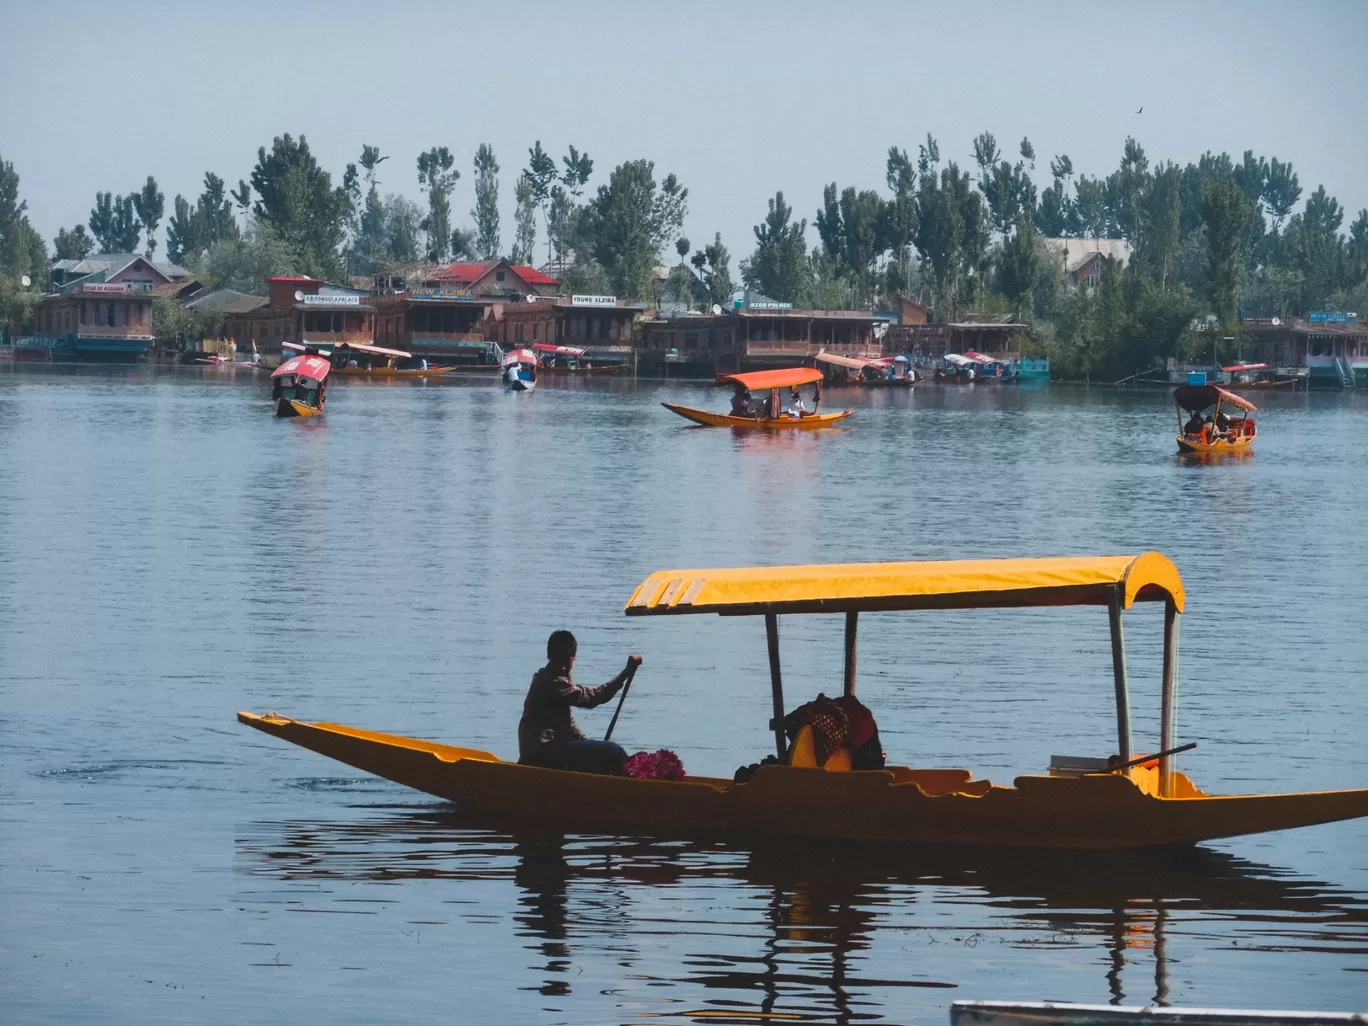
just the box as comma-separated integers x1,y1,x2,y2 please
239,553,1368,848
952,1002,1366,1026
1223,362,1300,390
502,347,537,391
1175,384,1256,455
815,350,914,387
965,350,1015,383
935,353,977,383
531,342,622,375
271,354,329,417
957,1006,1362,1026
284,341,453,378
664,367,852,429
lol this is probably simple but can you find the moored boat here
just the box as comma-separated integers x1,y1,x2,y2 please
270,353,330,417
532,342,622,374
1223,362,1300,390
502,347,538,390
951,1002,1366,1026
663,367,852,429
815,350,914,386
1175,384,1256,455
239,552,1368,848
285,341,454,377
935,353,977,383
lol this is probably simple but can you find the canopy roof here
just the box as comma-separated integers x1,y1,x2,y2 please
1223,362,1268,372
1174,384,1257,413
815,351,876,370
285,340,411,359
272,355,331,382
716,367,824,390
533,343,586,356
502,348,537,366
625,553,1184,616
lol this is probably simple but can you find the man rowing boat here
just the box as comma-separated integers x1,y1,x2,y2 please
518,630,642,775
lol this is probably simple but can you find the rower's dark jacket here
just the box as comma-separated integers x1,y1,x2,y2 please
518,664,627,763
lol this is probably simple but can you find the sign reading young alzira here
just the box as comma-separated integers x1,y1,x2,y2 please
572,294,617,307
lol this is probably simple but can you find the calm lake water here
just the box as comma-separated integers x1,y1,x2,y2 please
2,365,1366,1025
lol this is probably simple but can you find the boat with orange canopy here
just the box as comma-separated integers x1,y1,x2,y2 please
238,552,1368,848
1175,384,1257,454
662,367,852,429
270,353,330,417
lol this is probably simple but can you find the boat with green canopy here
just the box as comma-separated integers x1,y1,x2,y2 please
238,552,1368,848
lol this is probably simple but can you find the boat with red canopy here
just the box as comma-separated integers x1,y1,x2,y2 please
1175,384,1257,454
502,347,537,391
271,354,330,417
662,367,852,429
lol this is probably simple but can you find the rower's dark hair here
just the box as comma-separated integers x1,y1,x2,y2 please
547,630,577,663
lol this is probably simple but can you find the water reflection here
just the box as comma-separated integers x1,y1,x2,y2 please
237,810,1368,1022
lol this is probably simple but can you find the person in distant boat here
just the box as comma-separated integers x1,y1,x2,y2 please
1183,410,1204,437
1214,410,1231,436
518,631,642,775
730,384,756,418
786,387,808,418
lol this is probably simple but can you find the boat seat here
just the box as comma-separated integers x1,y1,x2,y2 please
787,725,852,772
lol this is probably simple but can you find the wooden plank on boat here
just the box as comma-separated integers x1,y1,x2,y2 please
950,1002,1366,1026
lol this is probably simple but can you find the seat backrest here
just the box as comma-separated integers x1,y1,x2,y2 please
787,725,852,772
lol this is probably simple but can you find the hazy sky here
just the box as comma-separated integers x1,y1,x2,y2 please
3,0,1366,264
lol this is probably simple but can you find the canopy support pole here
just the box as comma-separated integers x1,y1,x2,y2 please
765,613,786,761
842,611,858,697
1159,601,1180,798
1108,589,1133,770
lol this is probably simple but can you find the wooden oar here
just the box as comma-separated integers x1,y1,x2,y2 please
1096,742,1197,774
603,663,639,742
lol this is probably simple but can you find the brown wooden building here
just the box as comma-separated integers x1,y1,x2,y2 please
36,256,187,360
488,297,642,356
638,308,883,377
222,276,374,360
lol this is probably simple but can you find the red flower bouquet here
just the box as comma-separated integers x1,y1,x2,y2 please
624,748,686,781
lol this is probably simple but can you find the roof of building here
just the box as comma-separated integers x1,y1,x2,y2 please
432,260,560,287
1041,238,1133,273
186,289,270,315
52,253,191,280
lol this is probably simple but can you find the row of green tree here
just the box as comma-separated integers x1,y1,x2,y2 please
5,132,1368,379
26,136,689,306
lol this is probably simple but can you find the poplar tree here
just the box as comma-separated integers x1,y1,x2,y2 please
416,146,459,262
471,144,501,260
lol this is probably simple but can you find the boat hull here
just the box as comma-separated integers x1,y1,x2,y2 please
237,712,1368,849
952,1001,1368,1026
662,403,852,429
1176,434,1253,455
275,398,322,418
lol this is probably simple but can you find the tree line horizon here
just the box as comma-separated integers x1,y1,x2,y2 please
3,131,1367,379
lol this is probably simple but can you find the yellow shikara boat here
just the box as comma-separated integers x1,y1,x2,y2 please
663,367,852,430
239,553,1368,848
1175,384,1257,455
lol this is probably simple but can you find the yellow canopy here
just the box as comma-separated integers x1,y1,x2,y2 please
625,552,1184,616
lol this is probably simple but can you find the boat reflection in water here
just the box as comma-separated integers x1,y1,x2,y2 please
237,809,1368,1023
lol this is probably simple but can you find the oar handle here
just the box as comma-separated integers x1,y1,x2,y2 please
603,663,639,742
1098,742,1197,774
